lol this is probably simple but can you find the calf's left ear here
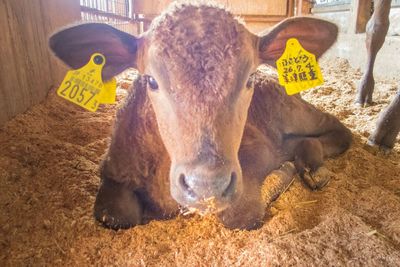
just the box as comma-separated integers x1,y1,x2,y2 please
49,23,141,81
258,17,338,67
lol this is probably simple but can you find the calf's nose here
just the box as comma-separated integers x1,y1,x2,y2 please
179,171,237,200
173,163,241,204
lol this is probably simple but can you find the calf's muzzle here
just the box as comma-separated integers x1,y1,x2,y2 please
170,160,242,212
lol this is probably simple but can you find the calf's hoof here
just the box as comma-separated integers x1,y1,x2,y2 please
94,178,142,229
355,75,374,106
301,166,333,190
366,139,392,154
217,199,265,230
294,139,324,183
355,99,374,108
261,162,296,204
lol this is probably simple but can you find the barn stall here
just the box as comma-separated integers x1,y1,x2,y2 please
0,0,399,265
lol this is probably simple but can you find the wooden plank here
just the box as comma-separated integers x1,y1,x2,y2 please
0,0,49,125
133,0,288,16
133,0,171,15
243,15,288,22
245,15,288,34
0,1,21,124
0,0,81,126
288,0,295,17
20,0,53,107
349,0,372,33
226,0,288,16
297,0,313,15
40,0,81,83
134,0,289,32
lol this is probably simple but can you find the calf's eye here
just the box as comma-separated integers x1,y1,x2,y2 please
145,75,159,91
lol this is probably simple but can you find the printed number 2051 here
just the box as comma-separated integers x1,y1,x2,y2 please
59,80,98,105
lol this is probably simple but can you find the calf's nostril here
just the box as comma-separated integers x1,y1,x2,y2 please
222,172,237,197
179,173,196,198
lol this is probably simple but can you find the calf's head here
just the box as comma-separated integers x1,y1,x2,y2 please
50,3,337,212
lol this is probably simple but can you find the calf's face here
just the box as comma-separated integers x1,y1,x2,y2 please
50,4,338,213
143,7,259,211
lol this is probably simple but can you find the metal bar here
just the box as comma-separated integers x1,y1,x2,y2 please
80,0,137,35
312,3,351,13
81,5,132,21
314,0,351,7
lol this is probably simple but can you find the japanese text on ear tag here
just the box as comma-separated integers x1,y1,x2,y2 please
56,53,116,112
276,38,324,95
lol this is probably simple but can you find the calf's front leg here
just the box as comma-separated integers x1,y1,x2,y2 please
94,177,142,229
217,162,296,230
93,79,146,229
217,125,297,230
283,113,352,189
369,90,400,149
251,75,352,191
94,77,173,229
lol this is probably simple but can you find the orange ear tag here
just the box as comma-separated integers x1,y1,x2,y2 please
56,53,116,112
276,38,324,95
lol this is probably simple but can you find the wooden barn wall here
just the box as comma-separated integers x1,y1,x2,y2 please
0,0,81,126
133,0,291,33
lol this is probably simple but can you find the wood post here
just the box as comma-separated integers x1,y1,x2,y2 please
297,0,313,15
288,0,295,17
0,0,81,126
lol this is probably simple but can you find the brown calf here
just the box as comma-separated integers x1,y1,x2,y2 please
50,2,352,230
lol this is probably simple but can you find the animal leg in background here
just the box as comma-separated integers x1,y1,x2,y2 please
356,0,392,106
369,89,400,149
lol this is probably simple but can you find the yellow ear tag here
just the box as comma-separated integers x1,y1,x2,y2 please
56,53,116,111
276,38,324,95
99,78,117,104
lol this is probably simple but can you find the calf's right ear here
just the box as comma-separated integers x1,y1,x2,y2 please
49,23,141,81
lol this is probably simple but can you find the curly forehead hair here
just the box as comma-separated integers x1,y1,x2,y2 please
148,2,249,100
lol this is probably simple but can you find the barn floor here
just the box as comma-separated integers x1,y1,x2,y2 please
1,58,399,266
